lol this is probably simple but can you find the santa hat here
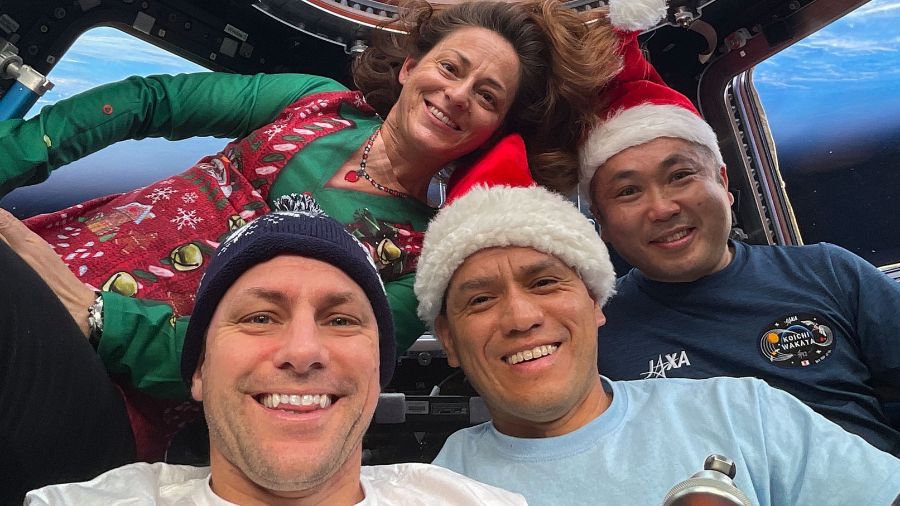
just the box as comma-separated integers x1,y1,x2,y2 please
578,0,723,201
415,184,615,330
444,133,535,204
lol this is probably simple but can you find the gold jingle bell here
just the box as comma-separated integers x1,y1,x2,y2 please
376,238,402,263
227,215,247,231
170,243,204,272
102,271,138,297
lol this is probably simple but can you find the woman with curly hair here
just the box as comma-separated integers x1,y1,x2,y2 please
0,0,630,499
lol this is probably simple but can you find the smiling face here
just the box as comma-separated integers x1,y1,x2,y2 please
191,255,380,503
385,26,521,166
590,137,735,283
435,247,609,438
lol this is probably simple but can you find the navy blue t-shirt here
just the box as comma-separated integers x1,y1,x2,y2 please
599,240,900,456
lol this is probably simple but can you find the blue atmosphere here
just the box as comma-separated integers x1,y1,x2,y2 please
754,0,900,172
1,28,223,216
754,0,900,265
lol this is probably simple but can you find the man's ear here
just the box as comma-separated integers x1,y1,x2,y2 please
587,173,610,242
190,352,205,402
596,215,609,243
398,56,419,86
594,303,606,330
719,165,735,206
434,315,461,368
590,205,609,243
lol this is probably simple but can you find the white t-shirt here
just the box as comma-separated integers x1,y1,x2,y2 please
25,461,526,505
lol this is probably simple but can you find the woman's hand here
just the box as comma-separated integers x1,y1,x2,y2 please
0,208,95,337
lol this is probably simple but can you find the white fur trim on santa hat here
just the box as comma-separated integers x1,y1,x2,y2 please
414,185,616,330
578,103,723,202
608,0,668,31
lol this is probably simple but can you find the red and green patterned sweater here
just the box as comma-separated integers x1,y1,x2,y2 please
0,72,434,459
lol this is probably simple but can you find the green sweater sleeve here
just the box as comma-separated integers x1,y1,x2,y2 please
386,272,428,354
0,72,345,197
98,291,190,400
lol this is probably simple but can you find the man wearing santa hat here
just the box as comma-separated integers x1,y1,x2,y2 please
579,3,900,457
416,181,900,505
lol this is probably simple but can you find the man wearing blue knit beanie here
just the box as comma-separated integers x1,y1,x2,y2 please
27,199,525,505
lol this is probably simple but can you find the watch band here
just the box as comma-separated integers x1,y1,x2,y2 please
87,291,104,349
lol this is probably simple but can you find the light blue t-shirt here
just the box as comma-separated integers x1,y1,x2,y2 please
433,376,900,506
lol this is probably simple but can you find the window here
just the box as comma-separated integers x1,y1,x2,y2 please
0,26,223,218
753,0,900,268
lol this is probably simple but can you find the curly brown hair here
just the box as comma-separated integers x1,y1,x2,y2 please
352,0,621,194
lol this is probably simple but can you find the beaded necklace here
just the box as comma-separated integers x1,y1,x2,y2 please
344,127,411,199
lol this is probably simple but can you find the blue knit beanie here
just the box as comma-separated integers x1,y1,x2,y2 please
181,197,395,387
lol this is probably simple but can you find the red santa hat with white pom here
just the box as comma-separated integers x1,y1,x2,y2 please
579,0,724,201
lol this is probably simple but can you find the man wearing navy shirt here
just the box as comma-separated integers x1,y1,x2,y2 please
577,56,900,455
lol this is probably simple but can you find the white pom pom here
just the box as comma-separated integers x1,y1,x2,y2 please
272,193,326,217
608,0,668,31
